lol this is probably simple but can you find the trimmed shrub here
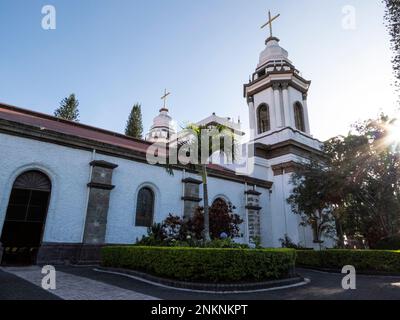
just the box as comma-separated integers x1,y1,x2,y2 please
373,235,400,250
101,246,296,283
297,249,400,273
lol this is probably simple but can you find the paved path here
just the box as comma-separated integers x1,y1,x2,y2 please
0,267,60,300
1,266,158,300
2,266,400,300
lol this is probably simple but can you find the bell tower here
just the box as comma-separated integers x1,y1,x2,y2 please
243,12,327,249
244,35,312,142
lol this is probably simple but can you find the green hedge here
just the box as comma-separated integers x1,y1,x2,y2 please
373,236,400,250
101,246,296,283
297,249,400,273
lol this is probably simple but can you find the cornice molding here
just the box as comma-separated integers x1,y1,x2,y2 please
181,196,202,203
182,177,203,185
245,190,262,196
271,161,301,176
87,182,115,190
90,160,119,170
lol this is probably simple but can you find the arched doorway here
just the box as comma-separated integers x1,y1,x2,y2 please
1,170,51,265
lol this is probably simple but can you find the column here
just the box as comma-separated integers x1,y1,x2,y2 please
272,83,283,127
302,93,311,134
247,96,256,139
281,82,291,127
269,90,277,131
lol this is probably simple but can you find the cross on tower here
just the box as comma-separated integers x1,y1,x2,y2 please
261,10,281,38
160,89,171,111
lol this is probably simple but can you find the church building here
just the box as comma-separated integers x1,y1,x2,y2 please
0,18,332,265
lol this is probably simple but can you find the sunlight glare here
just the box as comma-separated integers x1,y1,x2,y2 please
388,119,400,145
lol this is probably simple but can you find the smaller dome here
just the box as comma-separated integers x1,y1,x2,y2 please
146,108,176,142
152,110,173,129
258,37,291,68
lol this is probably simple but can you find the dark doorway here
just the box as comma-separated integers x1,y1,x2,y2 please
1,170,51,265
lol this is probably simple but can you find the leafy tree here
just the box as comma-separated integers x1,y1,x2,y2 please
125,103,143,138
54,94,80,121
383,0,400,91
287,159,338,247
289,114,400,248
327,115,400,247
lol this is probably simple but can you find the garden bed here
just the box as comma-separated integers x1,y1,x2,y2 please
101,246,296,283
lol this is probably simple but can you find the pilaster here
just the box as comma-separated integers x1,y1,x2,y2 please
281,82,291,127
82,160,118,245
272,83,283,128
302,93,311,134
181,177,202,219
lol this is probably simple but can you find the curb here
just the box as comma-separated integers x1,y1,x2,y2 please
94,267,310,294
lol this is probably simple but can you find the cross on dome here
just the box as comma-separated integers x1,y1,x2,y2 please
261,10,280,38
160,89,171,112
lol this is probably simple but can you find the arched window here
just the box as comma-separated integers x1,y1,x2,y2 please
294,102,306,132
135,187,155,227
257,104,270,134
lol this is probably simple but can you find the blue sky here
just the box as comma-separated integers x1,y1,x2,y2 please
0,0,396,140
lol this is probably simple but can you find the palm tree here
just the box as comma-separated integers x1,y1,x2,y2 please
165,124,237,241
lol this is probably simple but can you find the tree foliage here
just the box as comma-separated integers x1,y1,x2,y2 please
289,114,400,248
287,160,338,245
383,0,400,90
164,123,238,241
125,103,143,138
54,94,80,121
136,200,243,247
191,199,243,240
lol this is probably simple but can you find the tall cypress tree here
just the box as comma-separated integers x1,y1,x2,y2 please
54,94,80,121
125,103,143,139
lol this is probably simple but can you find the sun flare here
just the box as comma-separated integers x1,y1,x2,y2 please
388,120,400,145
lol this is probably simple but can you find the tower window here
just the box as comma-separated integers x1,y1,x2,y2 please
257,69,266,78
257,104,271,134
294,102,306,132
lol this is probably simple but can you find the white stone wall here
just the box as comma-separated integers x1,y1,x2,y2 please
0,133,272,247
99,153,185,244
0,133,91,244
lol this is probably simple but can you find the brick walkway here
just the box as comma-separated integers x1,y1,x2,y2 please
1,266,159,301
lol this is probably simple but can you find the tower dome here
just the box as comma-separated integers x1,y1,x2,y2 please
146,90,176,143
258,37,291,68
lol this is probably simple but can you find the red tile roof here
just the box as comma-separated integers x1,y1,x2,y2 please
0,102,152,154
0,103,234,171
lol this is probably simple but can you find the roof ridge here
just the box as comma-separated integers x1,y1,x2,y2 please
0,102,152,146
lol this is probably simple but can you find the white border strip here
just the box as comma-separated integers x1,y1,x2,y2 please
93,268,311,295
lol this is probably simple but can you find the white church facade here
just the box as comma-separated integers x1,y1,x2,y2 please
0,30,332,265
